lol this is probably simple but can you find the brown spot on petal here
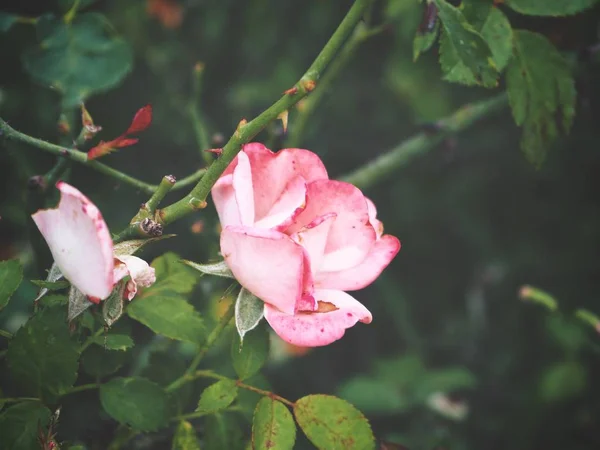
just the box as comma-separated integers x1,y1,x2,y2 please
316,301,338,313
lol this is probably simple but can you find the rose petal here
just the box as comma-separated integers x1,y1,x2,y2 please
212,174,241,227
232,150,255,226
291,213,336,275
114,255,156,300
221,226,306,315
32,182,114,299
254,175,307,230
365,197,384,238
315,235,400,291
264,289,372,347
242,144,328,222
289,180,376,272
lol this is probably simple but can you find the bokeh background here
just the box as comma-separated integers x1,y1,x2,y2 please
1,0,600,449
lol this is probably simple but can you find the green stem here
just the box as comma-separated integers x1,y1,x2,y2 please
154,0,374,226
80,327,106,352
166,300,236,392
61,383,100,395
286,23,384,147
342,93,508,189
0,329,12,339
145,175,176,212
0,397,40,405
188,370,295,407
0,118,206,195
173,406,243,422
189,63,213,164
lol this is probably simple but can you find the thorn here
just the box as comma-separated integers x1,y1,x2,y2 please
284,86,298,95
206,148,223,155
277,110,289,134
301,80,316,92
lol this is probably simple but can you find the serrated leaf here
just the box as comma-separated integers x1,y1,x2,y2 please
442,6,512,84
505,0,598,16
252,397,296,450
144,252,200,296
172,420,201,450
22,13,132,107
81,344,129,377
7,308,80,402
30,279,70,290
196,379,238,413
0,401,51,450
184,259,235,278
68,286,94,321
506,30,576,165
235,288,265,342
0,12,19,33
100,377,169,431
231,323,269,380
113,235,175,257
0,259,23,311
204,413,244,450
127,295,205,344
294,395,374,450
90,333,134,351
34,262,63,302
434,0,498,87
102,283,126,327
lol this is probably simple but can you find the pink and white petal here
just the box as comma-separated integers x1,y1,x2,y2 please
114,255,156,300
291,213,336,275
316,235,400,291
365,197,384,238
244,145,328,222
288,180,376,270
31,182,114,299
264,289,372,347
254,175,307,230
232,151,255,226
221,225,305,315
212,174,241,227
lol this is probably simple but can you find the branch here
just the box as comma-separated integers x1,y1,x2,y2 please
154,0,375,227
0,118,206,195
341,93,509,190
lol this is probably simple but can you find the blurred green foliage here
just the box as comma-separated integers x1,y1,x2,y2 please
1,0,600,449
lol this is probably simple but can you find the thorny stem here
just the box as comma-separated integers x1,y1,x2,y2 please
166,298,236,392
0,118,206,195
342,93,509,189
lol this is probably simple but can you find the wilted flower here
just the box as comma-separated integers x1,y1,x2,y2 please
212,143,400,346
32,182,155,302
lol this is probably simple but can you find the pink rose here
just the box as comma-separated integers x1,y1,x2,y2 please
32,182,155,302
212,143,400,347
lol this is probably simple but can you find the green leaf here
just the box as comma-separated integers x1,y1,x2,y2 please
231,323,269,380
294,395,375,450
184,259,235,278
100,377,169,431
433,0,498,87
539,361,587,402
145,252,200,296
68,286,94,321
112,235,175,257
442,6,512,85
0,259,23,311
22,13,132,107
0,401,51,450
506,30,576,165
34,262,63,302
196,379,239,413
102,283,126,327
128,295,205,344
237,374,272,421
235,287,265,342
172,420,201,450
204,413,245,450
38,294,68,308
0,12,19,33
413,21,440,61
506,0,598,16
252,397,296,450
81,344,129,377
7,308,80,402
30,279,70,290
90,333,134,351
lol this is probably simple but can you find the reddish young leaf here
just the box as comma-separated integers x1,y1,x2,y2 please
125,104,153,135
